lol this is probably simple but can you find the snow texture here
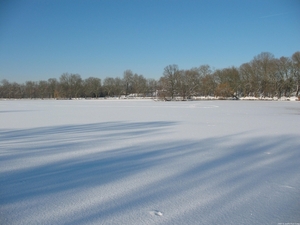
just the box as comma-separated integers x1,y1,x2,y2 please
1,99,300,225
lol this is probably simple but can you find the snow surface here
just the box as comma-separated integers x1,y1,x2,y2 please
1,99,300,225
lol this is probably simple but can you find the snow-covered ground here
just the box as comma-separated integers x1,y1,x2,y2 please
1,99,300,225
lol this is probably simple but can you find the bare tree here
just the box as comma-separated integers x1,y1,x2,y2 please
185,68,201,97
251,52,277,97
161,64,180,99
114,77,124,97
200,74,216,96
0,79,11,98
176,70,189,99
9,82,23,98
84,77,101,98
59,73,83,98
103,77,115,97
0,80,24,99
70,74,83,98
48,78,58,98
25,81,37,98
38,80,49,99
146,78,158,97
224,67,240,96
123,70,133,96
292,51,300,96
274,56,293,97
239,62,259,97
215,83,233,97
132,74,147,96
59,73,71,98
103,77,123,97
1,51,300,100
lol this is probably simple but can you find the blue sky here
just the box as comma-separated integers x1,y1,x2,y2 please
0,0,299,83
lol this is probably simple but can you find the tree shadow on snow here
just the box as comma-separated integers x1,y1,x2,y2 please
0,121,300,225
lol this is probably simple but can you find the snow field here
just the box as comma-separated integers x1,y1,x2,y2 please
0,100,300,224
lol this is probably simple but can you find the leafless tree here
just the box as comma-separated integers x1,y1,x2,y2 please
292,51,300,96
114,77,124,97
25,81,37,98
215,83,233,98
38,80,49,99
224,67,240,96
160,64,180,99
84,77,101,98
59,73,83,98
0,79,11,98
146,78,158,97
176,70,189,99
103,77,114,97
123,70,134,96
274,57,293,97
132,74,147,96
184,68,201,98
239,63,259,97
251,52,277,97
2,51,300,100
48,78,58,98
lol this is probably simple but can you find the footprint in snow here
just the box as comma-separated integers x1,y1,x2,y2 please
149,210,163,216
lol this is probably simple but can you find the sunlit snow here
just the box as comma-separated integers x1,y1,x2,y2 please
1,99,300,225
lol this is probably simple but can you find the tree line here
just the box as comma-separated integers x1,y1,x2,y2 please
1,51,299,99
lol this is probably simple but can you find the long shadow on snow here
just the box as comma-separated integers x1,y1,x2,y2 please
64,135,300,225
1,121,300,224
0,121,175,160
0,121,173,142
0,121,177,202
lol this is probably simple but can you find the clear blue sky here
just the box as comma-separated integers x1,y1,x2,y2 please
1,0,299,83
